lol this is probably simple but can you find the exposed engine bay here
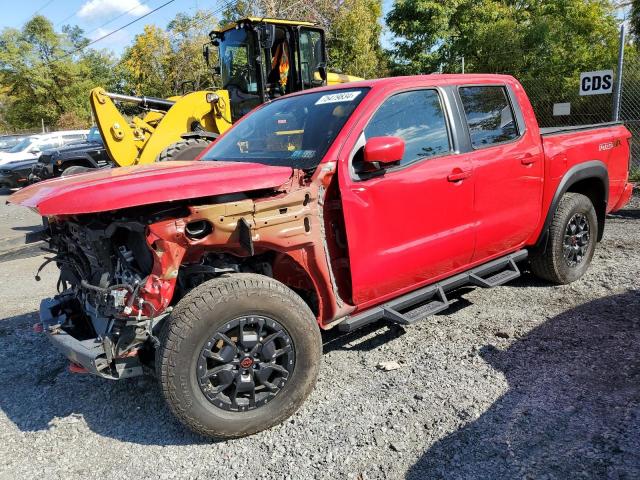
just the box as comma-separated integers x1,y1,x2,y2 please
42,215,161,378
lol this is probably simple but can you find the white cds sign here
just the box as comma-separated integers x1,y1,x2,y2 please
579,70,614,96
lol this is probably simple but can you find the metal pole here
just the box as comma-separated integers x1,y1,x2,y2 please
613,24,626,121
461,56,465,74
41,118,45,133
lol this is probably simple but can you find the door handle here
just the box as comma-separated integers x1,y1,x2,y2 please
447,169,472,182
520,154,536,165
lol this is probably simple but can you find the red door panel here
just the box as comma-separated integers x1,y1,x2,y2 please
470,140,544,260
340,156,475,307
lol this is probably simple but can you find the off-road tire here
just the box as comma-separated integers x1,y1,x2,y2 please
530,192,598,284
157,138,212,162
156,273,322,439
61,165,93,176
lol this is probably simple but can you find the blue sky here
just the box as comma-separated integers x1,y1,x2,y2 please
1,0,396,55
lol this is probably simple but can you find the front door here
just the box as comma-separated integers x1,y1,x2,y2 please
339,88,476,307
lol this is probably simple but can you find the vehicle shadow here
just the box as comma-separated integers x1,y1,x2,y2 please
0,312,215,446
406,290,640,479
608,209,640,220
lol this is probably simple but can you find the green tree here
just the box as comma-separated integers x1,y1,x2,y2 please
631,0,640,40
118,25,172,97
329,0,387,78
166,10,218,92
387,0,619,77
0,15,115,130
117,10,218,97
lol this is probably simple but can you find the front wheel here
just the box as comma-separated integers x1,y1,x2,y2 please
156,138,212,162
156,273,321,438
530,192,598,284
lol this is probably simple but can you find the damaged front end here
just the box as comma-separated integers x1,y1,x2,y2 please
34,164,352,380
39,213,180,379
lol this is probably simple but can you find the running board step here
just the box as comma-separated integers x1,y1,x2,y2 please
469,258,521,288
338,250,527,333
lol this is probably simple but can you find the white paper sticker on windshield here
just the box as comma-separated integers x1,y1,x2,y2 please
315,91,361,105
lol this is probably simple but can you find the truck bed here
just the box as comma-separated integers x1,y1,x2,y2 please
540,121,632,217
540,121,624,137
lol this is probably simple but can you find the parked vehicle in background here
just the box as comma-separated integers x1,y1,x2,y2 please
0,134,29,151
0,159,39,189
0,130,89,166
10,74,634,439
29,127,110,183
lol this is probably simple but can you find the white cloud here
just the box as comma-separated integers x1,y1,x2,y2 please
78,0,151,21
88,27,131,44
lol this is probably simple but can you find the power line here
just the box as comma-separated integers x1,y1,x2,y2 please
54,0,177,60
24,0,56,21
34,0,56,15
84,0,155,37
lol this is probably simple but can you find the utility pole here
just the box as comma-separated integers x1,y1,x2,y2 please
612,24,626,121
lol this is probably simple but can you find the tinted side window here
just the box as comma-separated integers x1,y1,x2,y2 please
459,86,518,148
364,90,450,165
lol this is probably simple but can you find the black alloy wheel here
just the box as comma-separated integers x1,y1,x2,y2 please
562,212,590,267
196,315,295,412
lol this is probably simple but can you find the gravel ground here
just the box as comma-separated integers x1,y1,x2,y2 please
0,191,639,479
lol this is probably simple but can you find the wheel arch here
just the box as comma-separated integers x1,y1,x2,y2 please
536,160,608,249
60,154,100,169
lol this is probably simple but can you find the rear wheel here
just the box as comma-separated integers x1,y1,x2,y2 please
157,138,212,162
156,273,321,438
530,192,598,284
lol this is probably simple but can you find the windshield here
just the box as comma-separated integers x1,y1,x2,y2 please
201,88,369,169
87,127,102,144
217,27,262,120
219,28,259,94
8,137,35,153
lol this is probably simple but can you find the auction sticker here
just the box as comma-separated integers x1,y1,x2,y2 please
315,91,361,105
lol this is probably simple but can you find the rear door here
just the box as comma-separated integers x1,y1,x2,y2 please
456,84,544,261
339,88,476,307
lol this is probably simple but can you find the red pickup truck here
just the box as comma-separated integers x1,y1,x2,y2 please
10,74,633,438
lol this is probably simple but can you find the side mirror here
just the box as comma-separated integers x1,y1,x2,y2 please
257,24,276,49
317,63,327,83
363,136,404,170
202,43,211,66
30,147,41,154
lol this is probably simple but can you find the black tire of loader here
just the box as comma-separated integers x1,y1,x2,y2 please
156,273,322,439
156,138,212,162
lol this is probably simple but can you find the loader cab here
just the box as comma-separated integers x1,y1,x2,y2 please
208,18,328,121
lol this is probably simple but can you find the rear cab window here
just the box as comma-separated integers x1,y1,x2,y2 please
458,85,519,148
364,89,452,166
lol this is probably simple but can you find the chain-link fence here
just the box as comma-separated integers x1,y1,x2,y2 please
460,28,640,176
619,54,640,176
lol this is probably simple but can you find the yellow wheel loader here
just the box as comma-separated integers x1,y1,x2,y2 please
91,18,362,167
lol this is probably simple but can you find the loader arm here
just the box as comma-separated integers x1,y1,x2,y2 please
90,87,233,166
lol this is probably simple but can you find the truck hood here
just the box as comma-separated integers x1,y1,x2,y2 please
9,160,293,216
